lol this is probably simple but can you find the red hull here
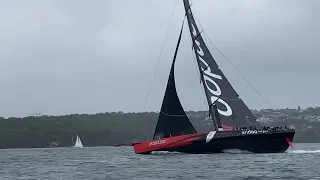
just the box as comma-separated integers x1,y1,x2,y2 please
114,129,295,154
133,133,207,154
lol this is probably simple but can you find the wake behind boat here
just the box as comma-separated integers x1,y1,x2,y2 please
116,0,295,154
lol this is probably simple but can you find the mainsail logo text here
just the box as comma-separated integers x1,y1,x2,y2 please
189,17,232,116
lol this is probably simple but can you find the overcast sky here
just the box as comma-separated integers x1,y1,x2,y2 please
0,0,319,117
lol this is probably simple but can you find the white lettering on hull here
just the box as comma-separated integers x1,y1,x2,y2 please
241,130,268,135
190,22,232,116
149,139,167,146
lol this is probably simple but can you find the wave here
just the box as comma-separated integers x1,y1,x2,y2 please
151,151,181,155
222,149,253,154
288,149,320,154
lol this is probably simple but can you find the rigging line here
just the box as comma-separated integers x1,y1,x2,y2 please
143,0,178,111
205,34,274,109
190,4,274,109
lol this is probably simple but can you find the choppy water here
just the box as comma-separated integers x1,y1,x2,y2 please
0,143,319,180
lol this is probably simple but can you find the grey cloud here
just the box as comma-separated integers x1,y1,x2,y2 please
0,0,319,117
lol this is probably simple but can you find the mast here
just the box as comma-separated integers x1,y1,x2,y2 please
211,97,222,130
182,0,261,129
182,0,219,130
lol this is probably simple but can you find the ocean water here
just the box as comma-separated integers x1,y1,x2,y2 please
0,143,319,180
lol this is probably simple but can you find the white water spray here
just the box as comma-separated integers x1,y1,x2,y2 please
288,150,320,154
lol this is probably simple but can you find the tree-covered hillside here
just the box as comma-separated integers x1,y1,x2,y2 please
0,107,320,149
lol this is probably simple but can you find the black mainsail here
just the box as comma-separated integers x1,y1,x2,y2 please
153,22,196,140
183,0,261,128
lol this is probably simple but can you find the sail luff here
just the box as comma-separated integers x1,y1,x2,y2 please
182,0,261,127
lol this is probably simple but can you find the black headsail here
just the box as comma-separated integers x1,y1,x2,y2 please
153,21,196,140
183,0,261,128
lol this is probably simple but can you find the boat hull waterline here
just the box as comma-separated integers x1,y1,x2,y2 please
129,129,295,154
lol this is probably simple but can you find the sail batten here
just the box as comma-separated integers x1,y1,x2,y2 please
183,0,261,127
153,21,196,140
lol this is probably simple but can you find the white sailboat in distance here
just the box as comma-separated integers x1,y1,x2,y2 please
73,135,84,148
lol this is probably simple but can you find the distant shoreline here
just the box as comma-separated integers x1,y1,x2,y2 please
1,109,320,148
